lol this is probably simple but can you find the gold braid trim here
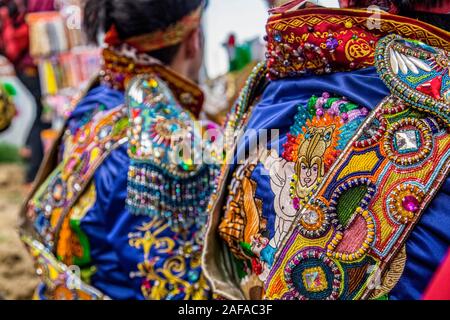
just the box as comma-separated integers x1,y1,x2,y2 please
370,246,407,299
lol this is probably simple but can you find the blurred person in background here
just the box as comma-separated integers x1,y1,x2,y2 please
0,54,36,149
0,56,16,133
203,0,450,300
20,0,219,300
0,0,55,185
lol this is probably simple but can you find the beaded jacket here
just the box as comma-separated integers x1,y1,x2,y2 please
19,45,219,300
203,2,450,300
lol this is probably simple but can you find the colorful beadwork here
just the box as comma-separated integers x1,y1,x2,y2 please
328,178,377,224
22,41,215,300
376,34,450,125
101,45,204,117
56,183,96,266
388,184,425,224
126,75,219,232
264,36,450,300
217,92,370,291
284,249,341,300
326,208,375,262
22,235,107,300
218,161,264,261
265,5,450,80
282,93,368,213
298,202,333,239
223,62,268,155
27,106,128,250
353,117,387,149
383,118,433,166
207,64,269,292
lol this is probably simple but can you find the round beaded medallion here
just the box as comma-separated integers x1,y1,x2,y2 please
150,117,190,147
298,202,334,239
284,249,342,300
388,184,425,224
383,118,433,166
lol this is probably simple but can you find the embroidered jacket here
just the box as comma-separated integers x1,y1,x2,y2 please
20,48,219,300
203,4,450,300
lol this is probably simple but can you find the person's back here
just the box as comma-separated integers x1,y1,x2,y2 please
203,0,450,300
21,0,219,300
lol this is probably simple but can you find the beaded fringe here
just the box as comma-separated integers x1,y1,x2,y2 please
126,161,219,231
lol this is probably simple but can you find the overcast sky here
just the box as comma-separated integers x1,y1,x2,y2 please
205,0,340,78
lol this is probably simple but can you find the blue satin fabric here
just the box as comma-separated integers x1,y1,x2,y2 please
68,85,125,134
235,67,390,164
390,177,450,300
80,147,139,300
65,85,142,299
238,67,450,300
106,172,208,300
82,139,207,300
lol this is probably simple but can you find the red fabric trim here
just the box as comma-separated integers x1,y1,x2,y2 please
268,7,450,40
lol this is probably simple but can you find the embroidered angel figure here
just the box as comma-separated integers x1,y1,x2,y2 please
258,122,339,266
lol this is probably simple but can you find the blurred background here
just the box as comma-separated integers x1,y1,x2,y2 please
0,0,338,299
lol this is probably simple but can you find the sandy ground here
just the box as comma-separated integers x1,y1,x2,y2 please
0,164,38,300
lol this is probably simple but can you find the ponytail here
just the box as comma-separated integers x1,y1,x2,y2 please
84,0,114,44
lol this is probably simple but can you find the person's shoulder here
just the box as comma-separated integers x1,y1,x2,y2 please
69,80,125,122
124,74,219,220
126,74,190,117
126,74,199,172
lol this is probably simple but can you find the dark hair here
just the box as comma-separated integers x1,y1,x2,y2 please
84,0,204,64
345,1,449,31
392,0,449,31
400,11,450,31
392,0,443,10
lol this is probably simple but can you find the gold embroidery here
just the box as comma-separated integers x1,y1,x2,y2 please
56,183,96,266
268,10,450,51
129,218,210,300
345,38,373,62
219,164,265,260
370,246,407,299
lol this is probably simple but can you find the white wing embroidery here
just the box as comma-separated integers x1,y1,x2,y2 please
390,48,432,75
